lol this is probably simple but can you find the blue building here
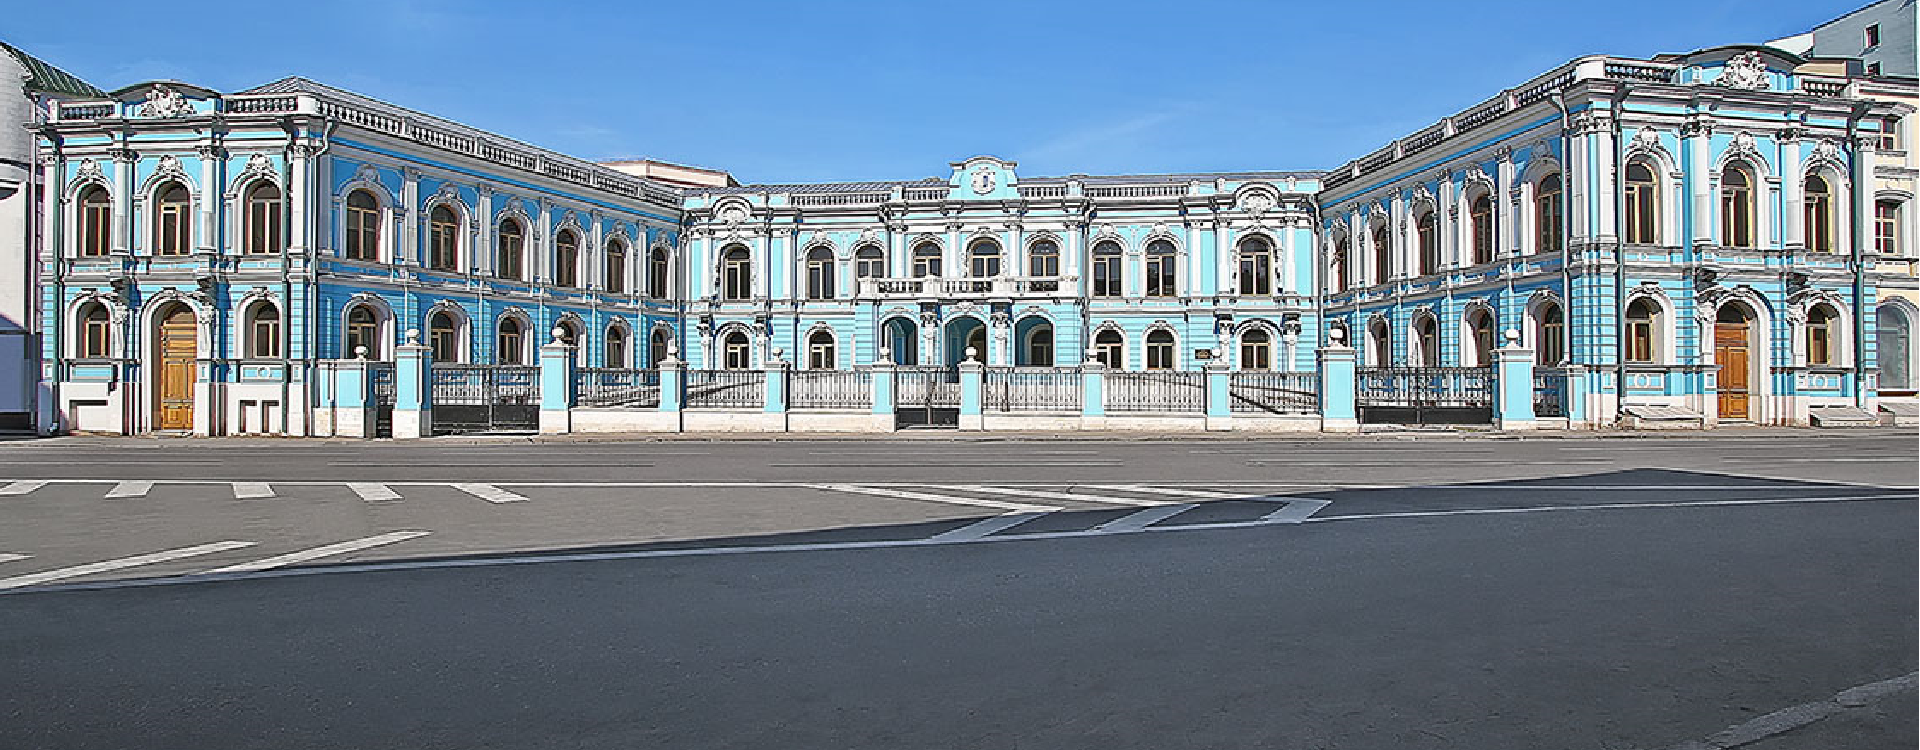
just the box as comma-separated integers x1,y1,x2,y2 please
19,32,1918,434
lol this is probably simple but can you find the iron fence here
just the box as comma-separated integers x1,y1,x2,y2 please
575,368,661,409
1104,370,1206,413
369,362,396,438
685,369,765,409
1228,371,1318,414
790,369,873,410
986,367,1082,412
1533,367,1568,418
430,364,539,432
895,366,962,428
1356,366,1493,424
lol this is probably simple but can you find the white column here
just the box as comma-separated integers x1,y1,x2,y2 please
753,234,769,299
289,144,311,254
1779,131,1805,250
1390,193,1407,279
1593,125,1618,245
111,150,133,255
1685,121,1713,247
1439,176,1456,268
1184,220,1200,294
1497,148,1517,257
400,168,420,265
474,186,493,275
1218,223,1235,293
196,145,220,253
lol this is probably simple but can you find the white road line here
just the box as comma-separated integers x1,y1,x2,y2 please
0,480,46,495
1107,485,1258,500
1310,493,1915,523
952,485,1171,507
231,483,275,499
809,484,1058,513
1262,498,1333,524
0,553,28,565
1093,504,1200,533
451,483,528,504
0,541,256,590
927,512,1052,542
203,531,432,574
104,481,153,498
347,483,401,502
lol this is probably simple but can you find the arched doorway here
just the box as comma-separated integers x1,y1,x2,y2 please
945,317,986,365
153,304,197,431
883,317,917,365
1879,304,1913,394
1715,303,1755,421
1014,317,1053,367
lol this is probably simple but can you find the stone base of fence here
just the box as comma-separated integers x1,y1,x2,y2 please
790,412,893,433
571,408,682,433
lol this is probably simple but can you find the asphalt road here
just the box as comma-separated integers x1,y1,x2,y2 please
0,434,1913,748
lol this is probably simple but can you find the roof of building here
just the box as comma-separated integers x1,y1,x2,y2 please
0,41,107,98
690,170,1322,197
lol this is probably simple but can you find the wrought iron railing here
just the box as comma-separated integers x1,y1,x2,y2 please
1104,370,1206,413
430,364,538,406
685,369,764,409
790,369,873,410
1228,371,1318,414
1357,367,1493,407
575,368,661,409
986,367,1083,412
1533,367,1568,418
369,363,397,407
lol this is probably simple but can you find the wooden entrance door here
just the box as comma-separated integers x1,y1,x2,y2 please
1714,321,1751,420
155,307,197,431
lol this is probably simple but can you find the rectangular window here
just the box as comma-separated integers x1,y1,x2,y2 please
157,203,190,255
725,340,752,369
251,317,280,359
83,318,112,358
247,197,281,255
1238,253,1271,295
1809,325,1831,366
346,206,380,261
1866,24,1880,47
806,260,833,300
83,202,111,257
808,341,833,370
606,252,627,293
1627,321,1653,363
1877,202,1901,256
1145,255,1176,297
724,258,752,300
1092,255,1122,297
1240,342,1270,371
1880,117,1903,152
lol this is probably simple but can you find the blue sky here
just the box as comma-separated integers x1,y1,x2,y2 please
15,0,1867,183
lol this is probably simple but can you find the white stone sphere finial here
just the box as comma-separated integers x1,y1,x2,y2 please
405,328,421,346
1328,327,1346,345
666,341,679,355
964,346,978,361
1503,328,1521,347
552,326,568,344
354,345,369,360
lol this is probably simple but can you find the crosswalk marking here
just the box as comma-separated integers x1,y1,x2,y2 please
0,481,46,496
0,553,28,565
1106,485,1255,500
927,512,1052,543
451,483,527,504
810,484,1058,513
347,483,400,502
951,485,1172,507
1093,504,1200,533
104,481,153,499
232,483,275,499
1262,498,1332,524
203,531,432,574
0,541,256,590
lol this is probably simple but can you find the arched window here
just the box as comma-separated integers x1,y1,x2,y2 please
648,247,670,298
1331,236,1349,293
346,306,380,360
1538,303,1565,366
722,246,752,300
1877,200,1903,257
722,330,752,369
428,205,459,271
429,310,460,363
154,182,191,256
1625,298,1660,363
79,186,111,257
554,230,579,287
496,220,525,281
911,242,941,278
1806,304,1837,366
604,326,628,368
1091,241,1123,297
805,247,835,300
77,302,112,358
1878,304,1913,391
1535,173,1563,254
1367,318,1391,367
1238,237,1273,295
605,241,628,294
807,329,836,370
1028,240,1059,277
1145,329,1175,370
1414,314,1440,367
1720,163,1756,249
1239,328,1272,371
1371,222,1392,284
1025,325,1054,367
968,240,1001,278
246,303,281,359
496,317,525,365
1804,175,1835,254
1093,329,1124,368
1416,210,1439,275
245,182,282,255
556,320,584,366
1466,309,1495,366
345,190,381,261
1145,240,1177,298
1469,194,1494,264
854,245,885,279
1624,162,1659,245
649,328,670,367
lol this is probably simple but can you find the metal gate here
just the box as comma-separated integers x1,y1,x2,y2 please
895,365,961,428
431,364,539,434
371,363,396,438
1357,367,1493,425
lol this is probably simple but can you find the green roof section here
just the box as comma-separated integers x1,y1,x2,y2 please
0,41,108,98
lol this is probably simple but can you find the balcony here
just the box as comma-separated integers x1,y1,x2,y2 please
855,275,1079,300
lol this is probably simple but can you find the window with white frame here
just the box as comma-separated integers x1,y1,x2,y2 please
1535,173,1563,254
807,330,835,370
1237,237,1272,295
496,317,525,365
1806,304,1837,366
345,190,381,261
496,220,525,281
805,247,835,300
1624,162,1659,245
969,239,1001,278
1469,193,1495,264
722,246,752,300
1876,200,1903,256
1239,328,1272,371
855,245,885,279
429,310,460,363
246,303,281,359
79,187,111,257
1145,330,1175,370
346,306,380,360
154,182,191,256
1028,240,1059,277
911,242,941,278
1093,329,1124,368
606,241,628,294
723,330,752,369
428,205,459,271
1804,175,1836,253
1091,241,1123,297
78,302,112,358
554,230,579,287
1145,240,1177,298
1720,163,1756,249
245,182,282,255
1626,298,1660,363
648,247,669,298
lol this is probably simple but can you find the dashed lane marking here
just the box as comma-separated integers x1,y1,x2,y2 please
451,483,528,504
810,484,1058,513
950,485,1173,507
104,481,152,499
231,483,275,499
1093,504,1201,533
927,512,1053,543
347,483,401,502
203,531,432,574
0,480,46,495
0,553,28,565
0,541,256,590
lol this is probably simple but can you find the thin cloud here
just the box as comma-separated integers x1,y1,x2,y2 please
1019,105,1195,171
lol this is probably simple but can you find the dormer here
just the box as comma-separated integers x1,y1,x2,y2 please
946,156,1020,200
1672,46,1805,92
109,80,220,119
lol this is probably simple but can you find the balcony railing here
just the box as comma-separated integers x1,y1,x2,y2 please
855,275,1078,299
